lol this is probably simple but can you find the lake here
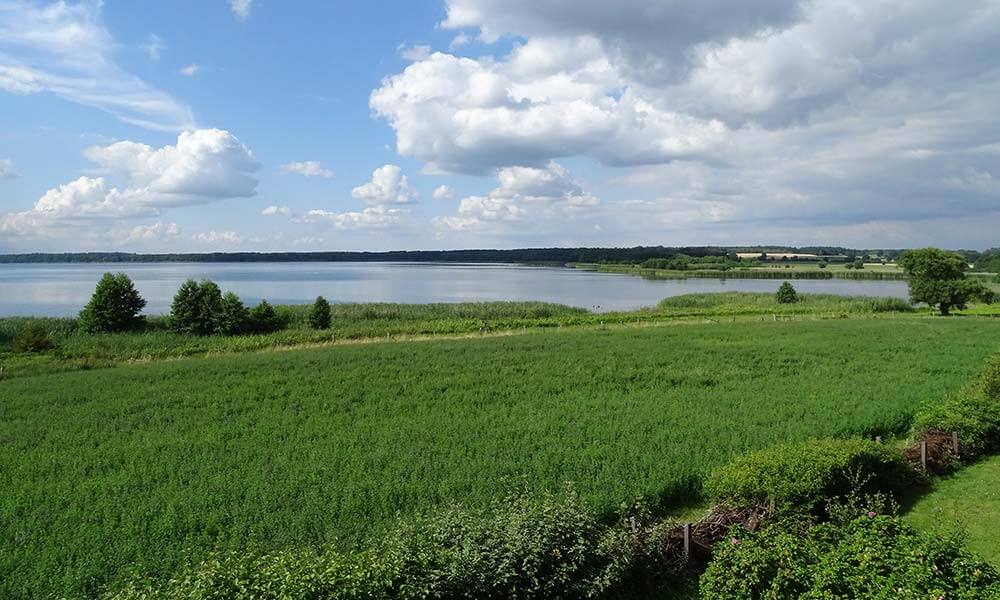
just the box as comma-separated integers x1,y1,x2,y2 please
0,262,911,317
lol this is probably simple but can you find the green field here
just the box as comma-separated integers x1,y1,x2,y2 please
905,455,1000,565
4,317,1000,598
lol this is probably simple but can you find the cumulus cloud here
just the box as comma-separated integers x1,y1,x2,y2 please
432,185,454,199
351,164,417,205
179,64,199,77
262,205,291,216
0,158,14,178
437,161,598,230
0,129,260,242
192,230,242,244
399,44,432,62
373,0,1000,243
279,160,334,178
230,0,252,19
304,206,406,230
0,0,195,131
126,221,180,243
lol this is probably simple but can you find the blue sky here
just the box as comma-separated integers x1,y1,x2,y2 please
1,0,999,252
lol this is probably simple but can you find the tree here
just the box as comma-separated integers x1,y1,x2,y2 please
776,281,798,304
853,259,865,270
79,272,147,333
308,296,332,330
899,247,992,315
216,292,249,335
171,279,222,335
248,300,282,334
818,262,828,269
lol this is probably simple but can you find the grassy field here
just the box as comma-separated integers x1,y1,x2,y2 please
905,455,1000,565
0,293,913,380
4,317,1000,598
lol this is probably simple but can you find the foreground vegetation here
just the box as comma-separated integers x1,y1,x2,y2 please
4,318,1000,597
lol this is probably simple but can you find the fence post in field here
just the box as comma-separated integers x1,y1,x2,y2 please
952,431,959,456
683,523,692,563
920,440,928,471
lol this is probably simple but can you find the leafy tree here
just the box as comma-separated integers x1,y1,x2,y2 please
309,296,332,330
248,300,282,334
171,279,223,335
853,259,864,270
79,272,147,333
818,261,828,269
899,247,992,315
215,292,249,335
776,281,798,304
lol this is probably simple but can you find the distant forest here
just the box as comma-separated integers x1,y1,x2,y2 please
1,246,990,264
0,246,993,265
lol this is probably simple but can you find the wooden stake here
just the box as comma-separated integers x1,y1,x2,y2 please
920,440,928,471
952,431,959,456
683,523,692,563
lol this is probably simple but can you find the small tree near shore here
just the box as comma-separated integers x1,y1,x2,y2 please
776,282,798,304
309,296,332,330
216,292,249,335
248,300,281,334
79,272,147,333
171,279,223,335
899,247,992,315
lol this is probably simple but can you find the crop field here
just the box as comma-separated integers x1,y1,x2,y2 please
4,318,1000,597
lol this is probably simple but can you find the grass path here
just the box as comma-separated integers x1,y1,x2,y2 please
905,456,1000,565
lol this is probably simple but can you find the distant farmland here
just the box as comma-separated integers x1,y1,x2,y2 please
4,318,1000,598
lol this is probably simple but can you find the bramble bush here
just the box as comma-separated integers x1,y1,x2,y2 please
700,514,1000,599
914,353,1000,457
703,438,918,513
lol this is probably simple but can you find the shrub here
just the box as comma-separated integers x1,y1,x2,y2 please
913,354,1000,457
13,322,54,353
308,296,332,330
248,300,282,334
215,292,249,336
703,438,918,513
79,272,147,333
775,281,798,304
170,279,223,335
700,515,1000,599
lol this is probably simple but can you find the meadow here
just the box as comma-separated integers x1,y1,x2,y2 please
4,317,1000,598
0,293,913,380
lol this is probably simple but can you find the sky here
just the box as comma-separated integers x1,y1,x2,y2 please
1,0,999,253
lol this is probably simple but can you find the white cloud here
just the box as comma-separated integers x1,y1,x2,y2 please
0,1,195,131
305,206,406,230
399,44,432,62
179,64,200,77
142,34,164,61
0,129,260,243
0,158,14,178
83,128,260,200
437,161,598,230
279,160,334,178
351,164,417,205
262,205,291,216
126,221,180,243
449,33,471,51
192,230,242,244
432,185,454,199
230,0,252,19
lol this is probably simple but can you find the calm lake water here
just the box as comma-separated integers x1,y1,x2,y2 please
0,262,911,317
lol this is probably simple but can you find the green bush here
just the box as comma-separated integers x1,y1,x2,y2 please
79,272,147,333
308,296,332,330
215,292,249,336
248,300,282,334
775,281,798,304
914,354,1000,457
170,279,223,336
703,438,918,512
700,515,1000,599
13,322,54,353
104,488,655,600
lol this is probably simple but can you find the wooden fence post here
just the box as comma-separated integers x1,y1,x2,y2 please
952,431,959,456
920,440,928,471
683,523,692,563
